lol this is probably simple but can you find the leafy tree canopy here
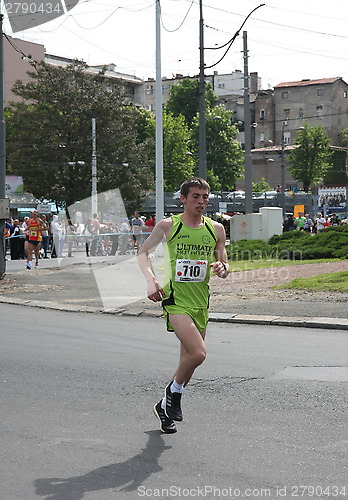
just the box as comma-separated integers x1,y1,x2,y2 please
252,178,272,193
162,111,195,191
190,105,244,190
288,122,332,192
6,60,153,211
165,78,217,126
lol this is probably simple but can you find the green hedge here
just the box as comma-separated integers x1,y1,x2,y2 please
227,225,348,261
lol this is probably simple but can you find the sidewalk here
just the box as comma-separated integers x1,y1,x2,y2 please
1,250,348,330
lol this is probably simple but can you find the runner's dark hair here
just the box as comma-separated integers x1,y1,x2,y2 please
180,177,210,198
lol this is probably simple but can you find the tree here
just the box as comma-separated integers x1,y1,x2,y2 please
6,60,153,211
190,105,244,190
252,178,271,192
162,111,195,191
165,78,217,126
288,122,333,192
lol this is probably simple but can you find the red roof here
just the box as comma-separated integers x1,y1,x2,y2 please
274,77,343,89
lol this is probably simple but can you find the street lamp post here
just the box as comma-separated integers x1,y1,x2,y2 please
198,0,206,180
243,31,253,214
280,122,286,216
0,15,6,278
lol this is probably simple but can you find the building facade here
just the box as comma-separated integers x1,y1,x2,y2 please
254,77,348,150
4,36,45,105
250,78,348,190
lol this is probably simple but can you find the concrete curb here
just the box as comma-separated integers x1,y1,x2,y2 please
1,295,348,330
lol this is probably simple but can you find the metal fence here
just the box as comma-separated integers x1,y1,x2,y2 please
140,192,315,216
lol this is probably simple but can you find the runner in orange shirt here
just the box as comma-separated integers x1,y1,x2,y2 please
25,210,46,269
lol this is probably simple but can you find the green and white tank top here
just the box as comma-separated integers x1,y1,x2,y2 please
162,214,217,310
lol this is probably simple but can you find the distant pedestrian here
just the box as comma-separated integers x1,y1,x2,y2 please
294,212,306,230
303,214,313,233
315,213,325,232
131,211,145,252
40,214,50,258
50,215,61,258
9,219,22,260
118,218,130,255
144,214,156,239
89,213,101,256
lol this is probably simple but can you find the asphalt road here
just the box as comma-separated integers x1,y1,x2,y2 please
1,304,348,500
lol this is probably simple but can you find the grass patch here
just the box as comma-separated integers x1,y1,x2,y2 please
275,271,348,293
229,258,343,272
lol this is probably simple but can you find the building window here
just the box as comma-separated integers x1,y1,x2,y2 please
317,89,324,96
282,91,288,99
259,109,265,120
282,109,290,125
344,91,347,98
299,108,304,120
218,83,225,89
146,104,153,111
316,105,323,119
283,132,291,145
146,85,154,95
259,132,265,143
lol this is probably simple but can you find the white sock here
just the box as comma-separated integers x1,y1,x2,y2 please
161,398,166,410
171,378,184,393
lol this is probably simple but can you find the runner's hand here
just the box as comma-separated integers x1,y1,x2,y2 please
210,261,229,278
147,280,165,302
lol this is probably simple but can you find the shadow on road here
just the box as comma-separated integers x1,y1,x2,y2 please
33,430,171,499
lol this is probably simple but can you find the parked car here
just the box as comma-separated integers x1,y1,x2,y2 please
173,190,222,200
252,190,278,200
225,190,245,200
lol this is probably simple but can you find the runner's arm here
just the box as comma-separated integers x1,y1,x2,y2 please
137,220,168,302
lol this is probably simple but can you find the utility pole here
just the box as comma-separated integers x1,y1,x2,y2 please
198,0,206,180
91,118,97,215
243,31,253,214
155,0,164,222
0,15,8,279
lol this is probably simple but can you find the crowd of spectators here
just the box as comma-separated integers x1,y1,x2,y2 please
283,211,345,233
4,211,157,264
4,208,346,266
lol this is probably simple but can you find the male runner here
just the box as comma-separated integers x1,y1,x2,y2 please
25,210,46,269
137,177,229,434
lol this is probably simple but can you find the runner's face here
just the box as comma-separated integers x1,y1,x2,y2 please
181,187,209,214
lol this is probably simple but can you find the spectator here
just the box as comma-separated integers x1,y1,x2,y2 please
294,212,306,230
89,213,100,256
315,213,325,232
40,214,50,258
108,222,120,256
323,214,331,228
283,213,295,231
330,213,341,226
58,221,65,257
144,214,156,239
8,219,22,260
66,219,76,257
119,218,130,255
131,211,145,251
82,218,93,256
303,214,313,233
50,215,61,258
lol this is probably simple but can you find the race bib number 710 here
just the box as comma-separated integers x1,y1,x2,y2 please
175,259,208,282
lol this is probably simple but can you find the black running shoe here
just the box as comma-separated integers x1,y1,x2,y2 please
153,401,177,434
164,382,183,421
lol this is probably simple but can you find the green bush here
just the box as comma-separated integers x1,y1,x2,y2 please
228,226,348,261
